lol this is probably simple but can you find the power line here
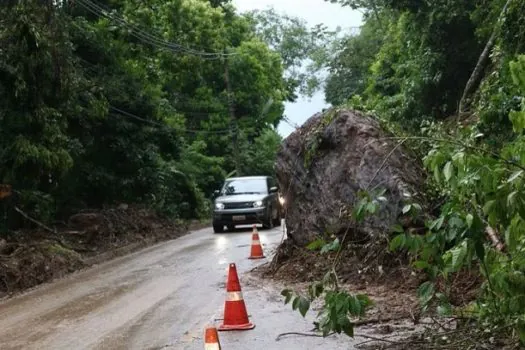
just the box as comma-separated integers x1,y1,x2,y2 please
282,116,300,129
109,105,233,135
69,5,268,136
78,59,230,118
74,0,236,60
76,0,228,57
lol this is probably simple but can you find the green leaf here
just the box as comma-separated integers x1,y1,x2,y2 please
437,303,452,316
356,294,372,308
402,204,411,214
510,110,525,134
335,294,347,313
429,216,445,231
483,200,496,215
508,191,519,208
449,241,468,270
366,202,377,214
433,165,441,182
341,320,354,337
466,214,473,229
448,216,464,228
412,203,422,212
292,296,300,311
321,238,340,254
389,234,406,251
417,281,435,304
298,296,310,317
508,170,523,183
281,289,292,297
443,161,453,182
281,289,294,304
348,295,362,315
391,224,404,233
306,238,327,251
413,260,430,269
474,240,485,261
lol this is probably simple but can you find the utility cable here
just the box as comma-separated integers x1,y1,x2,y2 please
75,0,236,60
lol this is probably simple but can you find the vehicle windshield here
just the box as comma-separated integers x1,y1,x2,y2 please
221,178,267,195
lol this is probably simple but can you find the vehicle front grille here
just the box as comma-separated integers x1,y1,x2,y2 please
223,202,254,209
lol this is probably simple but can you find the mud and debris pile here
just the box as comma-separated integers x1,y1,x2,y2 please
0,206,196,297
273,108,427,269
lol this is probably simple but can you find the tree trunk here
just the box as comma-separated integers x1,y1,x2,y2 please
458,0,512,114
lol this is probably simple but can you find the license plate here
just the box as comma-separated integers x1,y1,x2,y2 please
232,215,246,221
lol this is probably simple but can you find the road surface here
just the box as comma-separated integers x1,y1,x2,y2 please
0,223,361,349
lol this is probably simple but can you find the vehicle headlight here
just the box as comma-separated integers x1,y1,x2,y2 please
253,200,263,208
215,202,225,210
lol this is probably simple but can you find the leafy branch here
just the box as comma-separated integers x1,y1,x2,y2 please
280,189,384,337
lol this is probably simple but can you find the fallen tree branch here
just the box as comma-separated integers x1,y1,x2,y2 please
354,315,412,326
14,206,57,234
275,331,335,341
354,333,411,345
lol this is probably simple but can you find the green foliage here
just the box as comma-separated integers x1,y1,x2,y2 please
325,0,525,342
386,55,525,343
282,272,372,337
0,0,288,227
281,189,386,338
324,14,384,106
246,8,340,99
238,128,282,177
509,56,525,133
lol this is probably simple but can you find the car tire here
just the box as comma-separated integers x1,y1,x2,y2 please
213,224,224,233
273,208,281,227
262,208,274,230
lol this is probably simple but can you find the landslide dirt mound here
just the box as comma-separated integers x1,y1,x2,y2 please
255,240,424,323
0,206,200,298
254,240,482,325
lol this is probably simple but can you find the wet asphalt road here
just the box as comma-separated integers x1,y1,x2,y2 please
0,223,359,350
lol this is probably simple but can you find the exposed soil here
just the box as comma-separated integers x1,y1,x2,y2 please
255,241,424,323
0,206,208,299
254,239,486,349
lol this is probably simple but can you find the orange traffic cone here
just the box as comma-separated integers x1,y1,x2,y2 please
248,225,265,259
218,263,255,331
204,327,221,349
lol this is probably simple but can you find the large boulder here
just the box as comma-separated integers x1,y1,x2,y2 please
276,109,426,247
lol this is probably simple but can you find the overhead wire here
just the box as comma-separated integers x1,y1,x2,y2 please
74,0,236,60
71,0,277,135
108,106,233,135
76,58,234,134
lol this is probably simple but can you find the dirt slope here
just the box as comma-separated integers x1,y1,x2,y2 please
0,206,206,298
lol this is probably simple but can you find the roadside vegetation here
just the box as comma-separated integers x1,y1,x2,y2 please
275,0,525,348
3,0,525,348
0,0,330,295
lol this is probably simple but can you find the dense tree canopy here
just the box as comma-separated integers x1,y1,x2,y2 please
322,0,525,343
0,0,290,224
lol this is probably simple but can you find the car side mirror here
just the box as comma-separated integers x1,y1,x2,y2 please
213,190,220,197
269,186,278,193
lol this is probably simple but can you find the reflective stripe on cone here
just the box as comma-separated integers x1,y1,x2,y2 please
204,327,221,350
218,263,255,331
248,230,265,259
